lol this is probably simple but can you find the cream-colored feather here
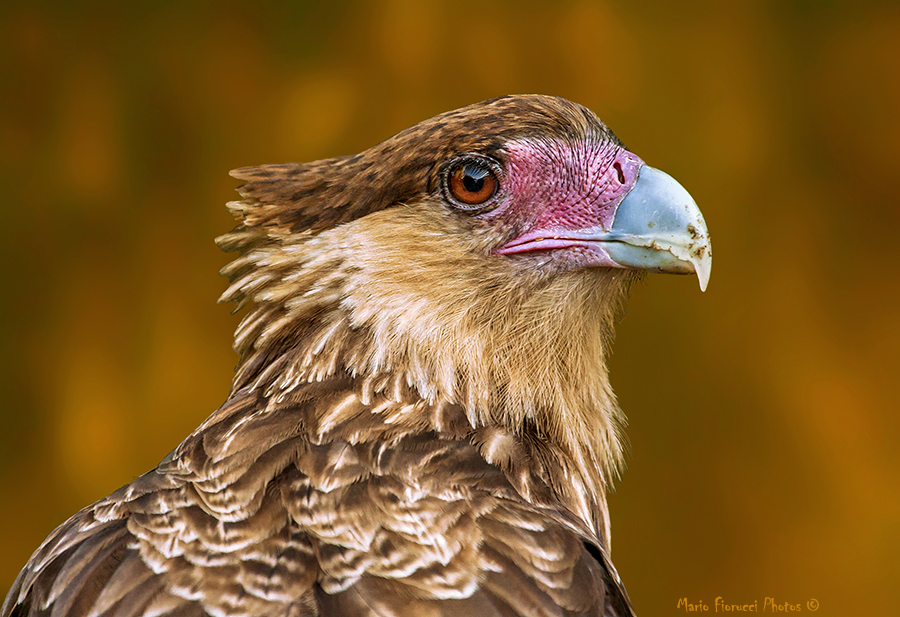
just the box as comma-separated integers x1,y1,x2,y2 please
217,197,638,538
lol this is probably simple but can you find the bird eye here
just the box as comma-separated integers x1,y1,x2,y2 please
443,155,501,210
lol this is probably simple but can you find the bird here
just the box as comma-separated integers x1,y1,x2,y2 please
2,95,710,617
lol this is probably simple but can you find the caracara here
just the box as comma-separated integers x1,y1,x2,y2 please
2,95,710,617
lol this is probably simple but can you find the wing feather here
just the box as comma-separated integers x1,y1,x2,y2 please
88,553,156,617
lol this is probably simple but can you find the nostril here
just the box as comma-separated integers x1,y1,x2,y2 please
613,161,625,185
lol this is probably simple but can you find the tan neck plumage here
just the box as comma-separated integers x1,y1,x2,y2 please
218,201,634,538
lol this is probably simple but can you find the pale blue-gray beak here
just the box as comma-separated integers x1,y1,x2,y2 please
604,166,712,291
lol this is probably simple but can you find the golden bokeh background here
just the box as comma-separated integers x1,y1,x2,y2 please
1,1,898,614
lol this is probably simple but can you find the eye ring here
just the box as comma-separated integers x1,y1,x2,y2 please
441,153,504,212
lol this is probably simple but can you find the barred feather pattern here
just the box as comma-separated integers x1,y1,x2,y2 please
3,377,633,617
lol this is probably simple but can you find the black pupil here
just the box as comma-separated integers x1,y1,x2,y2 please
462,164,489,193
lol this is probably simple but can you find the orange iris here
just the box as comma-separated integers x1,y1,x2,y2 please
448,162,498,205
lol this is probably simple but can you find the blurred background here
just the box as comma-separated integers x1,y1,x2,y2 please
1,1,898,614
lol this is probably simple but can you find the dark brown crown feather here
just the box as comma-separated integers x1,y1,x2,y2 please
221,95,620,244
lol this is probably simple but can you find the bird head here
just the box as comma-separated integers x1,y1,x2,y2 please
218,95,710,489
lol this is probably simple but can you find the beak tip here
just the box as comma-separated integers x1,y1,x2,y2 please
697,265,710,292
692,245,712,292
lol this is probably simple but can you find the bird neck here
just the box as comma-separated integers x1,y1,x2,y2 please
219,204,632,538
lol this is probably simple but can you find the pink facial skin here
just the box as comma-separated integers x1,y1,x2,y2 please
489,139,643,262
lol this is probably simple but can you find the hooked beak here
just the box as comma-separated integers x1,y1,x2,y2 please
603,166,711,291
